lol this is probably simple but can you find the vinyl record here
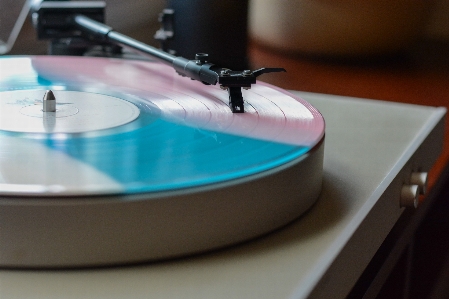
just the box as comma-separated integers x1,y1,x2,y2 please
0,56,324,196
0,56,325,267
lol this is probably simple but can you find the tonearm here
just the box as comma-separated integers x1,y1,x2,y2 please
32,1,286,113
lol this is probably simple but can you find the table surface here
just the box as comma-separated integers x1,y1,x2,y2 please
0,93,444,299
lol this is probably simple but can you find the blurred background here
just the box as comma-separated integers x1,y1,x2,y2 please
3,0,165,55
5,0,449,57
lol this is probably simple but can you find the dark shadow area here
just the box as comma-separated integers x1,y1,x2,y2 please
408,177,449,299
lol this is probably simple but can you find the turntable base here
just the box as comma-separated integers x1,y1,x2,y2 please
0,92,444,299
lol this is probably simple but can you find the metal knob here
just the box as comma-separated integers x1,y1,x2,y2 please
400,184,419,208
410,172,428,195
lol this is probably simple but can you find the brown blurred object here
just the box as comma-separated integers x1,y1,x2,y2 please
249,0,436,57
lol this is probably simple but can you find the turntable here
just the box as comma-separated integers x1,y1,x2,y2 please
0,1,446,299
0,1,324,267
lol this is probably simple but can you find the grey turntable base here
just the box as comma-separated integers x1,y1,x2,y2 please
0,92,445,299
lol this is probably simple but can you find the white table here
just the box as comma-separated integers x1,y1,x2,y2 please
0,92,445,299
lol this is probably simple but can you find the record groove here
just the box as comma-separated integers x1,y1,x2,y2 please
0,56,324,197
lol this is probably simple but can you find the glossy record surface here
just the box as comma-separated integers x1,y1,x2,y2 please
0,56,325,196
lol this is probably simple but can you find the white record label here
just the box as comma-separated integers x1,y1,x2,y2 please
0,90,140,133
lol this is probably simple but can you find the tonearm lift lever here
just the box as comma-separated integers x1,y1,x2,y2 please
32,1,286,113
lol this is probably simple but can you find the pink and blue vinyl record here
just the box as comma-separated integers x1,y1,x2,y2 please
0,56,324,196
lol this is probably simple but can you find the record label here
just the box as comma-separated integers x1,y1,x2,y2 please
0,89,140,133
